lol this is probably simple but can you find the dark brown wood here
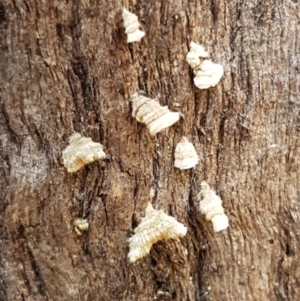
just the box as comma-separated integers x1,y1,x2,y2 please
1,0,300,300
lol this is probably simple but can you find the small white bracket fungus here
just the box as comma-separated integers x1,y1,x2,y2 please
130,92,180,136
174,136,199,169
193,60,224,89
186,41,209,69
62,133,106,173
198,181,229,232
186,41,224,89
74,218,89,236
122,8,145,43
128,203,187,263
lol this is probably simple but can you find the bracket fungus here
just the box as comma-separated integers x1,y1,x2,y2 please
174,136,199,169
186,41,209,69
194,60,224,90
74,218,89,236
122,8,145,43
131,92,180,136
128,203,187,263
186,41,224,89
62,132,106,173
198,181,229,232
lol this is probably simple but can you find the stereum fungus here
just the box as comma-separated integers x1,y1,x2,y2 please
128,203,187,263
186,41,209,69
174,136,199,169
186,41,224,89
198,181,229,232
73,218,89,236
122,8,145,43
131,92,180,136
62,132,106,173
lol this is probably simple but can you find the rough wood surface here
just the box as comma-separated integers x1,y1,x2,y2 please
0,0,299,300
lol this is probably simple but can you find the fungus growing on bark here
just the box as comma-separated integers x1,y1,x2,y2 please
198,181,229,232
186,42,224,89
122,8,145,43
174,136,199,169
128,203,187,263
130,92,180,136
74,218,89,236
193,60,224,90
62,133,106,173
186,41,209,69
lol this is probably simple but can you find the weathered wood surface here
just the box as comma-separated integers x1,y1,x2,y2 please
0,0,299,300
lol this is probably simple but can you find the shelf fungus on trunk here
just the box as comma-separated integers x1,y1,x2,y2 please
130,92,180,136
128,203,187,263
74,218,89,236
198,181,229,232
122,8,145,43
186,41,209,69
186,41,224,89
193,60,224,90
62,132,106,173
174,136,199,169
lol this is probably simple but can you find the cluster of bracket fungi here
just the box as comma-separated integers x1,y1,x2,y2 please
61,7,229,263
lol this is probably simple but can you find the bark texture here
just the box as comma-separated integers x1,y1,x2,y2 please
1,0,300,300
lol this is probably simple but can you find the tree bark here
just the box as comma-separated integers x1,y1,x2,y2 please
1,0,300,300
